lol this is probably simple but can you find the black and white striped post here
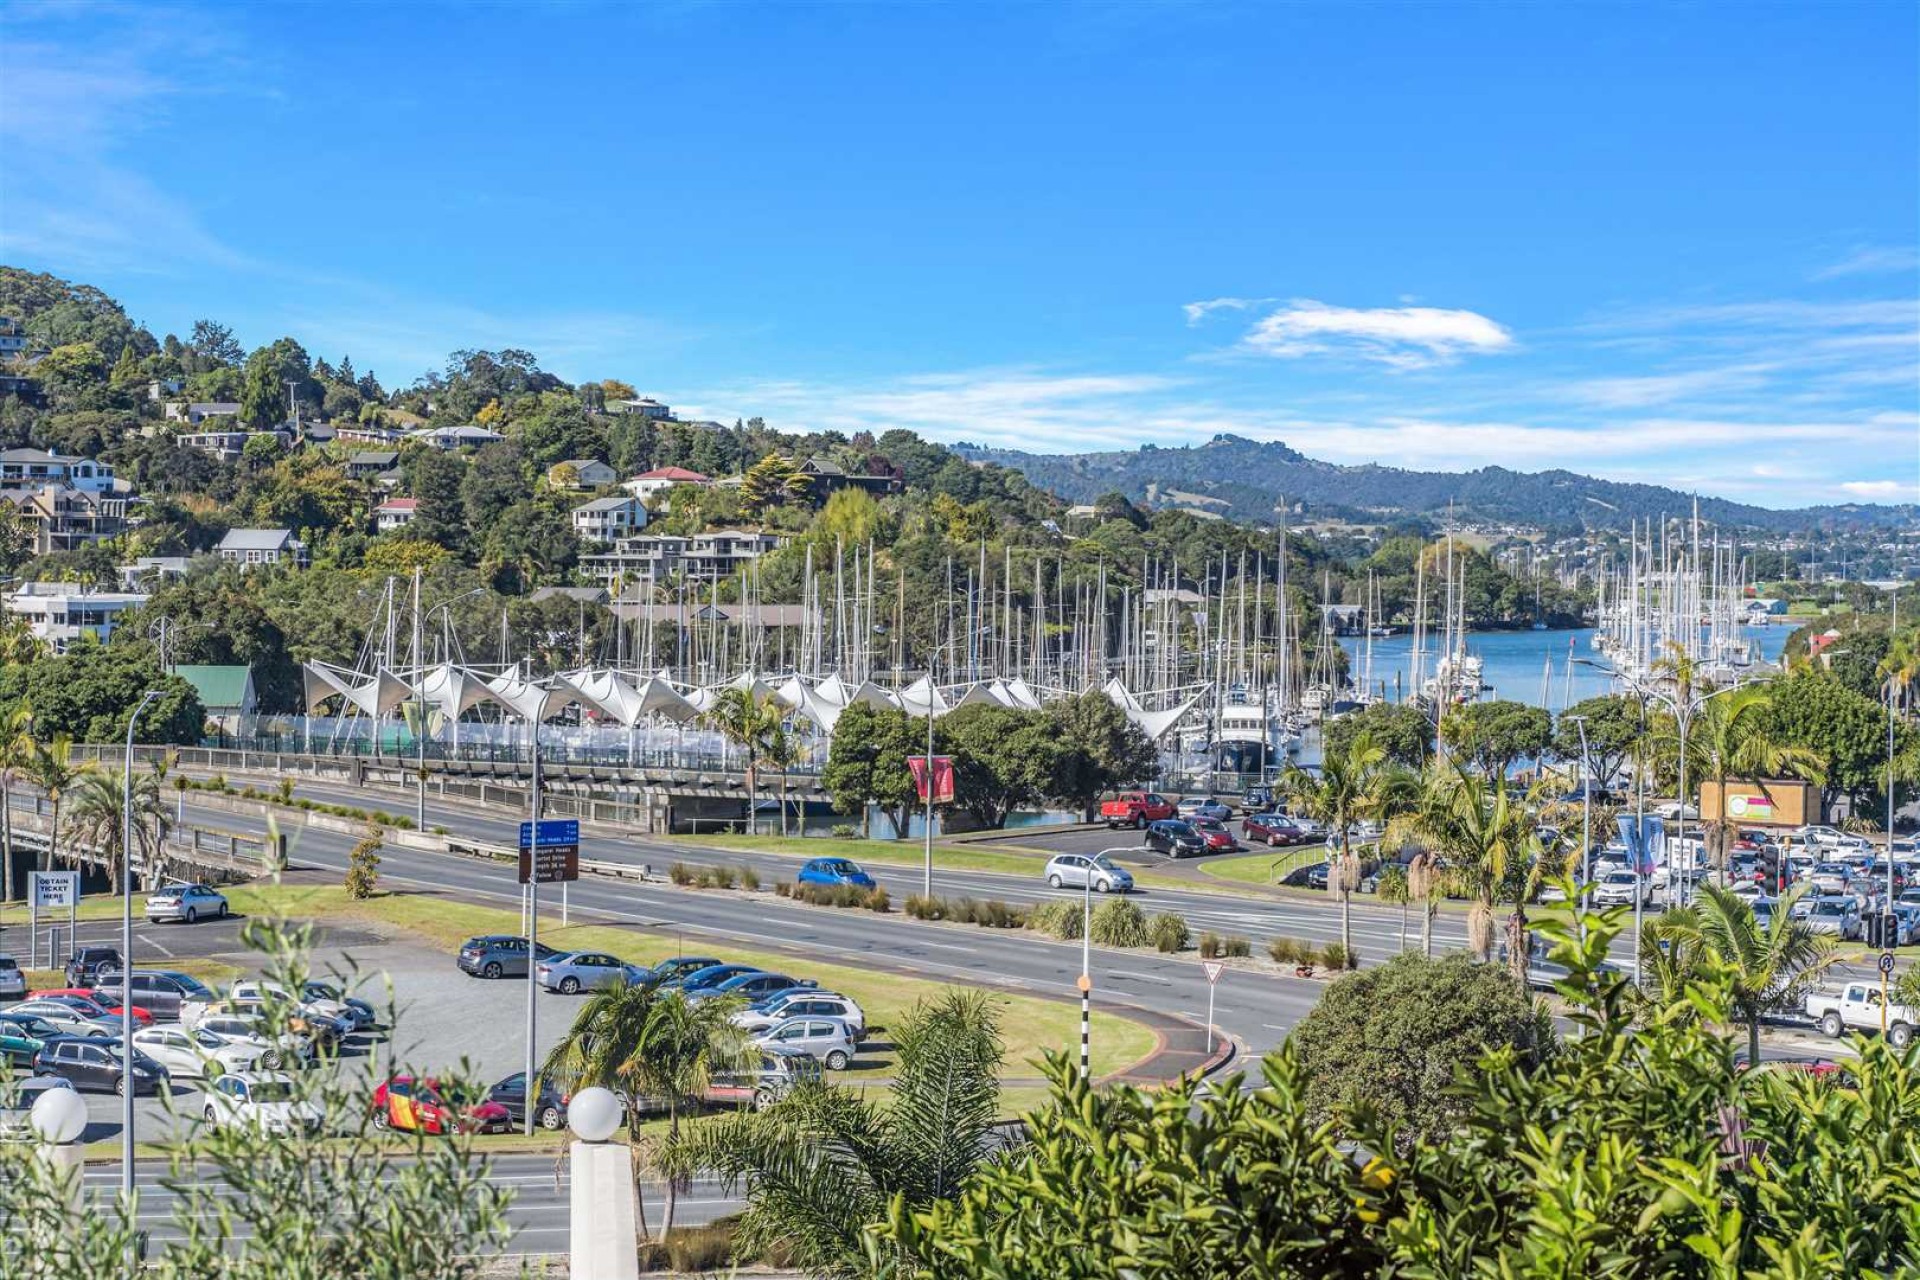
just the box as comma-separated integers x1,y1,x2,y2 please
1077,972,1091,1080
1079,869,1094,1080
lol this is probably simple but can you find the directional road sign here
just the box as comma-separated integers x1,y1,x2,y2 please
518,819,580,884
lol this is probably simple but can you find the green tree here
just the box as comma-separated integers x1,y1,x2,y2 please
822,702,922,839
1324,700,1435,769
344,827,382,899
1648,883,1838,1064
1764,670,1912,816
684,990,1002,1276
238,338,314,429
0,644,204,744
1397,761,1542,972
1549,694,1644,787
939,704,1057,829
1287,951,1554,1145
1280,730,1416,962
1685,684,1824,872
1439,699,1552,779
62,768,167,892
19,734,93,875
0,705,32,903
1044,691,1158,821
705,688,783,835
406,450,469,552
739,453,803,513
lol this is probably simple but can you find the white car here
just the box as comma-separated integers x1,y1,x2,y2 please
1808,862,1853,895
192,1013,310,1070
1799,825,1870,852
1592,871,1648,907
230,981,358,1034
201,1072,322,1135
751,1016,859,1071
10,999,112,1039
1175,796,1233,822
1043,852,1134,894
144,883,230,924
1728,880,1767,902
132,1025,262,1079
732,992,868,1039
0,954,24,1002
1653,801,1699,821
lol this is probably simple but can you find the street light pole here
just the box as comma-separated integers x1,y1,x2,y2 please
922,707,935,899
1567,714,1590,931
121,689,163,1216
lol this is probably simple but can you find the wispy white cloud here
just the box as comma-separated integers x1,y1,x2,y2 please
1840,479,1914,500
1567,365,1774,409
1237,299,1514,369
1813,245,1920,280
1181,296,1270,325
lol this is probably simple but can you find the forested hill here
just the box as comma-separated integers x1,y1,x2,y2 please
955,435,1912,534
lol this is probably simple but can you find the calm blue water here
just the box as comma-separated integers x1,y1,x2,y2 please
1336,626,1794,713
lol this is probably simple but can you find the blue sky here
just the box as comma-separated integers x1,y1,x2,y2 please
2,1,1915,507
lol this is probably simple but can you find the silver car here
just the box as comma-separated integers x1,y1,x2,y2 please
1044,852,1134,894
752,1016,859,1071
1176,796,1233,822
0,954,24,1002
145,883,229,924
535,951,647,995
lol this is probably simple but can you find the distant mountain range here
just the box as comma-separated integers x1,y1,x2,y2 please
955,435,1912,533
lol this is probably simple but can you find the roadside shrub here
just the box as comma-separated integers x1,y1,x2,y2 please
1268,937,1303,965
1223,935,1252,958
831,823,857,839
1321,941,1354,972
1027,900,1084,941
343,828,381,900
669,863,697,886
905,894,940,920
773,881,792,897
276,778,295,805
1198,931,1223,959
1090,898,1150,948
980,899,1022,928
867,886,891,913
739,865,760,891
1150,913,1189,953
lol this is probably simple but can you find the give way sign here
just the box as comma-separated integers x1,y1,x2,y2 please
1202,961,1225,984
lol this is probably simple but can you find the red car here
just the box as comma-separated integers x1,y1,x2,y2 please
1189,817,1239,853
28,989,153,1027
371,1075,512,1135
1241,813,1309,846
1100,792,1177,829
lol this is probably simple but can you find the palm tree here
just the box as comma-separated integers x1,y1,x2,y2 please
1280,730,1417,962
541,982,751,1240
64,769,167,894
706,688,783,836
21,733,93,875
1398,760,1542,979
1684,685,1824,878
0,705,33,909
679,990,1002,1277
1653,883,1838,1063
762,719,805,837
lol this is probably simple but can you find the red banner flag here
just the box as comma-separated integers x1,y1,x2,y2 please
908,755,956,804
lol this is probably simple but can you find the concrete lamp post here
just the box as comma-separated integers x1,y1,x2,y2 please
31,1085,88,1210
568,1086,639,1280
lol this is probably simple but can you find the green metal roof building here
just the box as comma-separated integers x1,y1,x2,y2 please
172,664,257,718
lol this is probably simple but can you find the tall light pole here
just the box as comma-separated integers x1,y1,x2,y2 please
922,707,935,898
121,689,163,1215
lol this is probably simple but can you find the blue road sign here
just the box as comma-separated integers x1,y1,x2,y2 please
519,819,580,849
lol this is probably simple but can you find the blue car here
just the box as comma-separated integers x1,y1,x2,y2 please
673,964,764,995
689,971,816,1004
642,957,724,986
797,858,875,889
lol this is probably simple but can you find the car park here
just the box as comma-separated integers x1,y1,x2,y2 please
691,971,815,1005
457,935,561,980
732,992,867,1039
64,946,123,989
133,1024,262,1078
485,1071,570,1131
26,990,153,1028
1241,812,1310,846
94,970,216,1023
11,998,117,1038
144,883,230,924
192,1013,309,1069
752,1015,859,1070
797,858,875,889
1189,817,1239,852
1175,796,1232,822
0,1012,58,1065
1043,852,1133,894
673,963,762,995
371,1075,511,1135
203,1072,323,1134
639,956,725,986
0,1075,74,1142
705,1047,821,1109
536,951,648,994
1144,819,1207,858
0,954,23,1002
33,1035,166,1095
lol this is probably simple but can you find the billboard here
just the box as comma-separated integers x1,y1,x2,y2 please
1699,780,1817,829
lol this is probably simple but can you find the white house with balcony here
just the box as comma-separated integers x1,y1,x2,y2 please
571,494,648,543
4,582,149,651
408,424,505,451
0,448,116,493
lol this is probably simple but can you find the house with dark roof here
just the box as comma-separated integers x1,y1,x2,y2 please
346,450,400,479
216,527,308,569
799,456,901,502
571,494,648,542
547,459,618,490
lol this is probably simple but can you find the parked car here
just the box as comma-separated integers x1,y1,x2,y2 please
1100,791,1177,829
371,1075,511,1135
1806,981,1919,1048
485,1071,570,1131
64,946,123,989
457,935,561,980
673,963,764,996
25,990,153,1028
536,951,647,994
222,986,352,1047
33,1035,166,1095
731,992,867,1039
10,998,117,1038
796,858,875,889
1188,817,1239,853
1242,785,1275,811
0,954,23,1002
191,1013,309,1070
639,956,725,987
1175,796,1233,822
132,1024,262,1078
1808,862,1853,895
705,1047,821,1110
0,1075,73,1142
1043,852,1134,894
301,980,376,1031
1144,819,1207,858
203,1071,323,1135
93,970,216,1023
1795,895,1862,940
0,1012,59,1065
1593,871,1649,907
1241,812,1310,846
144,883,230,924
752,1015,859,1070
1652,801,1699,821
690,971,815,1005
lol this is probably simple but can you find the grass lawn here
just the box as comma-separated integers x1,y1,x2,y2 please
225,882,1159,1085
1197,849,1322,888
674,833,1055,879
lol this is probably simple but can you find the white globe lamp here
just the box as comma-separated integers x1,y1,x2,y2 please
567,1086,622,1144
30,1087,88,1146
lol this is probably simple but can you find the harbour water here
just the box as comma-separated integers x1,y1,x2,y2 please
1337,625,1795,713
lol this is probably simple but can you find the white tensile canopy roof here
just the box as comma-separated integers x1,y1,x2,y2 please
415,663,499,720
303,662,416,717
483,669,571,725
895,675,950,718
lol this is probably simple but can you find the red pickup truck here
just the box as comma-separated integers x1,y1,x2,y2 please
1101,791,1176,829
